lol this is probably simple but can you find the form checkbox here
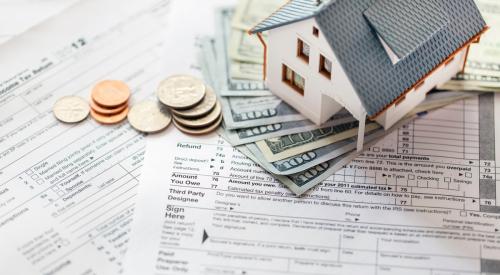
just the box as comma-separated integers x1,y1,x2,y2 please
26,169,34,175
460,211,467,217
372,147,380,152
36,179,44,185
31,174,39,180
444,177,451,182
465,172,472,178
408,174,415,180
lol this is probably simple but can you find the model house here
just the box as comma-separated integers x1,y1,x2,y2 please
250,0,487,151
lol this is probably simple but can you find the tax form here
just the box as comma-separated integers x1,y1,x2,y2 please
0,0,78,44
125,95,500,275
0,0,225,273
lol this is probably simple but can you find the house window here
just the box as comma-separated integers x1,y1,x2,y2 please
297,38,310,63
282,64,305,95
319,54,332,79
313,27,319,37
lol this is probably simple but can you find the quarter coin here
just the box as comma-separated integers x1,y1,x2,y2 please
128,100,172,133
173,114,222,135
90,99,128,115
172,101,221,129
157,75,205,109
91,106,129,125
170,85,217,118
91,80,131,108
53,96,90,123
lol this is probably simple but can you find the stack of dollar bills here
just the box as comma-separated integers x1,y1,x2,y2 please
438,0,500,92
197,0,492,195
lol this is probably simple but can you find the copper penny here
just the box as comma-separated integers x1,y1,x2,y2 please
173,114,222,135
90,98,128,115
90,106,129,125
91,80,131,108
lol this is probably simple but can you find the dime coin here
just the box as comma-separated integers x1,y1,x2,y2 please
172,101,221,128
128,100,172,133
53,96,90,123
90,99,128,115
173,114,222,135
157,75,205,109
91,80,131,108
170,85,217,118
91,106,129,125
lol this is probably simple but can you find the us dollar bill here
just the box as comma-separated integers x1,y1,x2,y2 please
229,29,264,64
222,110,355,145
199,33,306,129
231,60,263,80
256,122,381,162
216,9,272,96
246,128,385,175
220,95,306,129
235,144,357,195
255,91,470,163
439,73,500,92
440,0,500,92
235,114,417,195
231,0,286,31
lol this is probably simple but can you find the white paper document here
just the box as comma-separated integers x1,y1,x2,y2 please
0,0,79,44
0,0,227,273
125,95,500,275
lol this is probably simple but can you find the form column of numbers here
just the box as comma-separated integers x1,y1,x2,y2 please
397,122,414,155
480,160,496,207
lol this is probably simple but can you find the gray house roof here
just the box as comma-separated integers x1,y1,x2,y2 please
251,0,320,33
251,0,487,117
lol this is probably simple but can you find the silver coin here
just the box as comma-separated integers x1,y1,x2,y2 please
170,85,217,118
53,96,90,123
157,75,206,109
127,100,172,133
172,101,222,128
173,114,223,136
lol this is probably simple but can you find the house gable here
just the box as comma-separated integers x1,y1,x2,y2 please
265,18,366,124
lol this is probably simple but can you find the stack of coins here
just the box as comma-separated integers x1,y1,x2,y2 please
90,80,131,124
53,75,222,136
157,75,222,135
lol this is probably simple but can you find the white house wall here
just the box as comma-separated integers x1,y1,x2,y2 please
266,18,366,125
375,47,468,129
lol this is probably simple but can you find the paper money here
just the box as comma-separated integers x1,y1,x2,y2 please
439,73,500,92
440,0,500,92
216,9,272,96
221,110,355,145
231,60,263,80
231,0,286,31
235,114,417,195
229,29,264,64
235,143,357,195
246,128,385,175
256,122,381,162
220,95,306,129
